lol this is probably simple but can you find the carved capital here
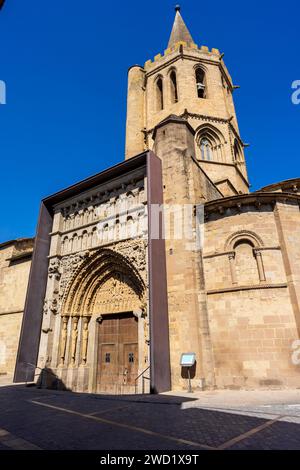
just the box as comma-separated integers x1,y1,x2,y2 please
253,248,262,258
133,308,146,319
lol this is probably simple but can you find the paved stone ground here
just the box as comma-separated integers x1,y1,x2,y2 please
0,385,300,450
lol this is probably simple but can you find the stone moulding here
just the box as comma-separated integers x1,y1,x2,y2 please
224,230,265,251
206,283,288,295
203,246,281,260
204,192,300,216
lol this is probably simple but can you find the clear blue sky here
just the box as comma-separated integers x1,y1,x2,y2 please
0,0,299,243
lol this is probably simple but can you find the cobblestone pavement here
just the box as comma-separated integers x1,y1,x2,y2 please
0,385,300,450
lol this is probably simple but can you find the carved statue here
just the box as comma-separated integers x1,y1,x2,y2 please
81,317,89,365
59,316,69,366
70,317,79,366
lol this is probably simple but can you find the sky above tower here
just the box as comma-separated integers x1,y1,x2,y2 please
0,0,299,242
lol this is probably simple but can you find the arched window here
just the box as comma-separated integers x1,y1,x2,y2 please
170,70,178,103
92,227,99,246
156,77,164,111
196,125,225,162
62,236,68,255
114,219,120,242
74,212,79,228
234,239,259,285
195,67,206,98
200,138,213,161
234,139,242,162
82,231,88,250
72,234,78,252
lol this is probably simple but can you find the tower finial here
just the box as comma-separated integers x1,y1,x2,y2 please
168,5,194,49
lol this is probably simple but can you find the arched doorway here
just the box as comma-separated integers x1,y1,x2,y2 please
97,312,138,394
94,271,142,394
60,249,147,394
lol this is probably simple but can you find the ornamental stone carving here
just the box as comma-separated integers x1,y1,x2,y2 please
48,258,62,280
70,317,79,366
112,239,148,284
59,316,69,366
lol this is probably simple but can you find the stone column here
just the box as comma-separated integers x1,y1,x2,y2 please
254,249,266,283
88,315,100,393
81,317,90,366
228,252,238,285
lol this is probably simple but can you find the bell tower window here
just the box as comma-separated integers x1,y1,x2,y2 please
170,70,178,103
195,68,206,99
156,77,164,111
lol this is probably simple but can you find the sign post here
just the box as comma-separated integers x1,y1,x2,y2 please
180,353,196,393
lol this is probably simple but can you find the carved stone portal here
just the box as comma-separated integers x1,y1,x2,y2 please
93,272,141,314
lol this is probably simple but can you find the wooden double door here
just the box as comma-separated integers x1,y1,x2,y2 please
97,312,138,394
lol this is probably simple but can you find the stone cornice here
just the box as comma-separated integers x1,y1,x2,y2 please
258,177,300,193
145,52,221,78
182,110,229,125
206,283,287,295
203,250,234,259
0,309,23,316
205,191,300,215
146,111,245,140
203,246,281,259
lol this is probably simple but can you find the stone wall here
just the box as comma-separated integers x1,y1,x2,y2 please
203,197,300,389
0,239,33,381
153,117,220,390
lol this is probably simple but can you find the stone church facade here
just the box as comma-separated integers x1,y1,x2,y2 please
1,7,300,392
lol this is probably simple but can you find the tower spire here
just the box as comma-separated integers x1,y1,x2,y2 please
168,5,195,49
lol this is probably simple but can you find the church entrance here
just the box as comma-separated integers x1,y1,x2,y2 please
96,312,138,394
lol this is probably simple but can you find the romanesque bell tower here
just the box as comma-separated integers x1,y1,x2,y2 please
125,6,249,196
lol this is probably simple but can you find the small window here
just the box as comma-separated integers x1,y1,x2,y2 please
195,68,206,99
105,353,111,363
156,77,164,111
128,353,134,363
170,70,178,103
